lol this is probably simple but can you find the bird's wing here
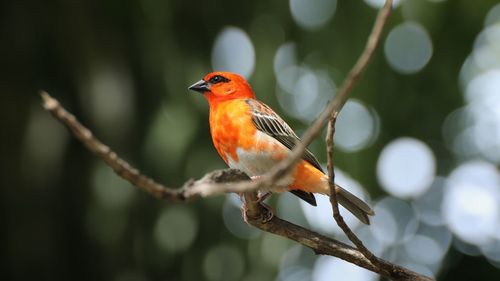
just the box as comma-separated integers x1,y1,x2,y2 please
245,99,323,172
245,99,323,206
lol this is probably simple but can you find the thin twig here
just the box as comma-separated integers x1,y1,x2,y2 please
327,119,388,274
331,0,394,117
241,194,432,281
324,0,394,274
253,0,394,191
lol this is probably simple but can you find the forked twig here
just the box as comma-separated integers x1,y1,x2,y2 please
325,0,394,274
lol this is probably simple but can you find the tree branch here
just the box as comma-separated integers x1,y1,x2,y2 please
324,0,394,274
327,119,389,274
40,91,253,201
242,193,432,281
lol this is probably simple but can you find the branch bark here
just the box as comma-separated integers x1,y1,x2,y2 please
40,91,253,201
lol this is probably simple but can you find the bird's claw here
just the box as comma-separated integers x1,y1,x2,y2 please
258,202,274,223
241,198,274,224
257,190,272,202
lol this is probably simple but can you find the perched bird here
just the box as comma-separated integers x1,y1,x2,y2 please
189,72,374,224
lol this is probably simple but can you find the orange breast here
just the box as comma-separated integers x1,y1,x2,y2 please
209,99,256,163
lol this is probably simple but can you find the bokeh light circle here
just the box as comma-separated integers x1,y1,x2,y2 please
443,161,500,245
377,137,436,199
336,99,380,152
274,43,297,79
154,206,198,253
384,22,433,74
211,26,255,78
290,0,337,31
273,42,337,122
276,66,335,122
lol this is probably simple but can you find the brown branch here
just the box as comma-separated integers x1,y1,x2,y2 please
331,0,394,118
40,91,253,201
242,193,432,281
327,119,388,274
324,0,394,274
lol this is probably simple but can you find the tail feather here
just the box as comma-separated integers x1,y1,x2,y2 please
335,185,374,225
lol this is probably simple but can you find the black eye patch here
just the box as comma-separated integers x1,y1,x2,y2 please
209,75,230,84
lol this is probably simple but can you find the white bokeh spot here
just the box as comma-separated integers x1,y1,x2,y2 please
384,22,433,74
290,0,337,30
336,99,380,152
211,26,255,78
443,161,500,245
377,137,436,199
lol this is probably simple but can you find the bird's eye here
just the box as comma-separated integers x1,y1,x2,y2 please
209,75,229,84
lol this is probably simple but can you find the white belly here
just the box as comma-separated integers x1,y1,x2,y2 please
225,131,293,190
227,147,278,176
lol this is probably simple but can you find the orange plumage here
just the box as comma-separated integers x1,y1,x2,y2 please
189,72,374,224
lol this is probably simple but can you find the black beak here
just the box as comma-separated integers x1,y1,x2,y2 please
188,79,210,93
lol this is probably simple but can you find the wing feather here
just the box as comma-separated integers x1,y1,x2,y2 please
245,99,324,173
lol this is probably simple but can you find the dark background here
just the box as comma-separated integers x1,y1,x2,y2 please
2,0,500,280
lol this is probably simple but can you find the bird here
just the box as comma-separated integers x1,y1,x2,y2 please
188,71,374,224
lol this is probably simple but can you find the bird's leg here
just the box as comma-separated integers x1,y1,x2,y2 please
257,190,272,202
248,176,273,202
240,191,274,223
237,175,273,222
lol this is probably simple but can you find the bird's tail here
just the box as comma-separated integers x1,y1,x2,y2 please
332,184,374,225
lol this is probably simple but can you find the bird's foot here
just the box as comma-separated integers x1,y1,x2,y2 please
257,190,272,202
241,202,274,224
241,193,274,224
257,202,274,223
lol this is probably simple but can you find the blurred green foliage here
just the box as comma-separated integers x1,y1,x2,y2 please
1,0,499,280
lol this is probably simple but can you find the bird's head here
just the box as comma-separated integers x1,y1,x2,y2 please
188,72,255,105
